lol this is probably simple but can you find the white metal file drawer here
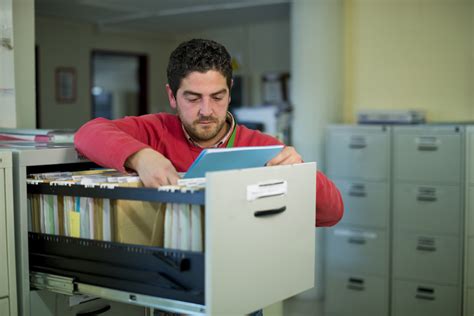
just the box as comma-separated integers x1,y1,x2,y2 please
393,232,460,285
468,237,474,287
326,126,390,181
393,183,461,235
393,126,462,184
325,271,388,316
326,226,388,276
391,279,461,316
0,297,9,316
335,180,389,228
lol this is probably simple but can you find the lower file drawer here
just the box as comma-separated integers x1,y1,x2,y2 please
326,226,388,276
393,183,461,235
393,231,460,285
0,297,9,316
334,180,389,228
391,279,461,316
325,272,389,316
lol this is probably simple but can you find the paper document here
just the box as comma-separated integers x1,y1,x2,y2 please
183,145,284,179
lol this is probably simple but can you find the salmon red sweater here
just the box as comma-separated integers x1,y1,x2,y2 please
74,113,344,227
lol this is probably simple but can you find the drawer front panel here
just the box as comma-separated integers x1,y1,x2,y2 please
393,130,461,184
393,232,460,284
0,297,9,316
325,272,388,316
0,169,9,298
393,183,461,234
335,180,389,228
327,130,389,181
468,237,474,287
327,227,388,276
391,279,460,316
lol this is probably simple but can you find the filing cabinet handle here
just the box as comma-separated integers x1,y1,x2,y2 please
416,245,436,252
348,190,366,197
415,294,435,301
347,284,365,291
348,237,366,245
349,143,366,149
347,277,365,291
254,206,286,217
416,195,437,202
349,136,366,149
76,305,111,315
417,137,438,151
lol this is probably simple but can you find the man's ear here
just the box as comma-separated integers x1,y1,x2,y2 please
166,84,177,109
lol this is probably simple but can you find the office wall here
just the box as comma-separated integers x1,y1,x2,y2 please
36,17,176,129
12,0,35,128
176,19,290,106
344,0,474,123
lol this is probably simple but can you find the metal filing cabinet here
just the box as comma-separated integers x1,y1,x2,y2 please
392,125,464,316
325,125,391,316
464,127,474,316
0,152,18,316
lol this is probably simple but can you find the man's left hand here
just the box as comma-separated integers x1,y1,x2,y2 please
266,146,303,166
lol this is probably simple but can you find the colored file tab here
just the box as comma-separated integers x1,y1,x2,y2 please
183,145,284,179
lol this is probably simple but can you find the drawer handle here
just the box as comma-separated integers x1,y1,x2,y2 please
416,245,436,252
254,206,286,217
347,284,365,291
347,277,365,291
417,137,438,151
349,143,366,149
415,294,435,301
348,237,366,245
416,195,437,202
76,305,111,316
348,190,366,197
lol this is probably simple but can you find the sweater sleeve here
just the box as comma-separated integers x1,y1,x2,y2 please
315,171,344,227
74,116,156,172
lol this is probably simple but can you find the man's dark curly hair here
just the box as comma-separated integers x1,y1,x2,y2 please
167,39,233,97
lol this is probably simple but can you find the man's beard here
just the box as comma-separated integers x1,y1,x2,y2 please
178,108,227,142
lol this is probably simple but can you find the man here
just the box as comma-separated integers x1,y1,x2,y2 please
75,38,343,227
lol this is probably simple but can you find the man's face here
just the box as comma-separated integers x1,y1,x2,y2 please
167,70,231,146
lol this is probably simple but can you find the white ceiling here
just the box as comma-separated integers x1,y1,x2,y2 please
35,0,290,35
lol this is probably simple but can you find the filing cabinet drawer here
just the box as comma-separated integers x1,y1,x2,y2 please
391,279,461,316
0,169,8,298
468,237,474,287
467,288,474,316
393,127,462,184
393,183,461,234
393,232,460,285
326,126,389,181
335,180,389,228
325,272,388,316
0,297,9,316
327,227,388,276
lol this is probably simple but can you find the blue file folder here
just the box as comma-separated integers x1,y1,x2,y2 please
183,145,284,179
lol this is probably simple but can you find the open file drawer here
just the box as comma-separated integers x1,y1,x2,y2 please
10,146,316,315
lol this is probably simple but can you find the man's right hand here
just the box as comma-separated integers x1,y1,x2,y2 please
125,148,180,187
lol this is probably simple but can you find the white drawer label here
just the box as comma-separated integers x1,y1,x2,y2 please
247,180,287,201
